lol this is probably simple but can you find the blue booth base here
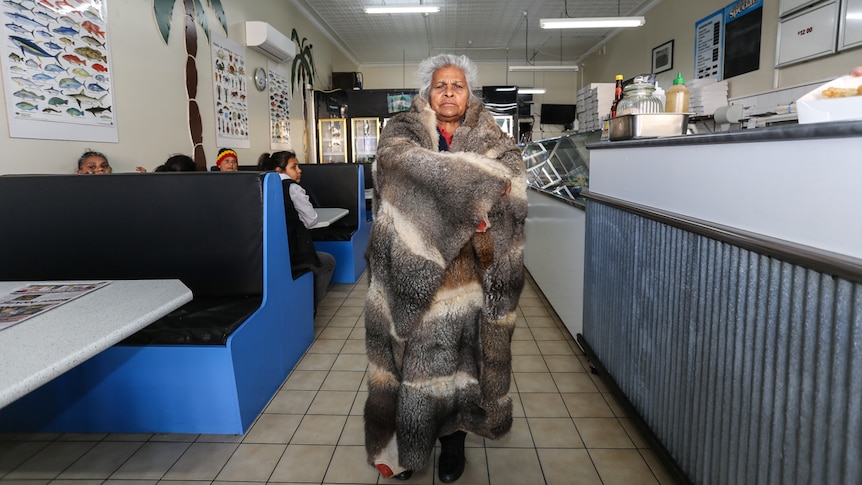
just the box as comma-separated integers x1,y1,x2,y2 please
313,222,371,284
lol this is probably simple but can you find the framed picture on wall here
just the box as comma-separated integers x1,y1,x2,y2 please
652,40,674,74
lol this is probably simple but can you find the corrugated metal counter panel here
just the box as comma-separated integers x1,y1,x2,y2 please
582,200,862,485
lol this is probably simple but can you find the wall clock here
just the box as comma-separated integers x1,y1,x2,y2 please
254,67,267,91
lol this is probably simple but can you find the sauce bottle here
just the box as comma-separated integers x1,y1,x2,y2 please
610,74,623,117
665,72,690,113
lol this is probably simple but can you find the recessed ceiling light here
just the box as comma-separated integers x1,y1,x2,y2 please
509,65,579,72
364,6,440,14
518,88,547,94
540,17,645,29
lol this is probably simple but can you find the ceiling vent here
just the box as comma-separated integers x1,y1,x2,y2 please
244,21,296,64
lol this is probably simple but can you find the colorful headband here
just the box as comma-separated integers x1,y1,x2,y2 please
216,149,237,167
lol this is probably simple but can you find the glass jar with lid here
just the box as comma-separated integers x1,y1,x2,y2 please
617,75,664,115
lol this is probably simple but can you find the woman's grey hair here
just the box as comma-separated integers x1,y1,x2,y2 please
416,54,480,103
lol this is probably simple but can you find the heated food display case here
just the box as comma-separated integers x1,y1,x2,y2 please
521,130,601,200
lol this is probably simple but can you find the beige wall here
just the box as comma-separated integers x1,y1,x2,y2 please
0,0,351,174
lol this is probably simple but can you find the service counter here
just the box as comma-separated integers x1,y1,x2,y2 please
580,120,862,484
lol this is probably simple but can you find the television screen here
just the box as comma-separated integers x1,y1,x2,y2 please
540,103,576,125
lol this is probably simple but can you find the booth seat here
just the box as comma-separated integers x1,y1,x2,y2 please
0,172,313,434
299,163,371,283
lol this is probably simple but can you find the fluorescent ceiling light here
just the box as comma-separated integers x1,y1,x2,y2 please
364,6,440,14
518,88,546,94
540,16,645,29
509,65,579,72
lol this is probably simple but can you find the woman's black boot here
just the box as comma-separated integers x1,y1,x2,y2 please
438,430,467,483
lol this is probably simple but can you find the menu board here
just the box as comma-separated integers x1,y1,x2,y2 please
695,9,725,79
776,0,839,67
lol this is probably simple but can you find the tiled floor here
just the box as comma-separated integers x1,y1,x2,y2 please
0,273,675,484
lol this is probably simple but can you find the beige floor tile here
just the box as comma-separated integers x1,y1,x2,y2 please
270,444,335,483
486,417,533,448
510,393,525,418
308,339,346,354
537,448,602,485
294,353,337,371
103,480,157,485
519,393,570,418
486,448,543,485
340,339,367,354
243,414,302,444
214,443,284,481
331,353,370,371
511,326,534,341
0,441,50,474
348,326,366,340
350,390,369,415
619,418,651,449
574,418,635,449
334,306,364,318
553,372,599,393
319,326,353,340
321,370,365,391
283,370,328,390
603,392,629,417
323,445,380,483
162,442,238,480
520,306,550,317
589,448,658,485
639,448,678,485
149,433,197,443
265,389,316,414
589,373,610,392
4,441,95,479
538,340,577,355
337,415,366,446
510,339,541,355
527,417,584,448
328,315,360,327
56,441,141,479
561,392,615,418
511,355,549,373
530,327,566,341
308,390,356,415
342,296,366,307
111,442,190,480
523,315,558,328
194,434,243,443
518,296,545,307
292,415,348,445
544,355,587,373
513,372,557,393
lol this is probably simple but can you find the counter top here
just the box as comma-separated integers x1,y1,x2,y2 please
589,119,862,149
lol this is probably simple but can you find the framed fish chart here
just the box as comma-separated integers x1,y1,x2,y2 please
1,0,117,142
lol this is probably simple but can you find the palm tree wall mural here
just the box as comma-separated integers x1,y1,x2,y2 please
153,0,227,171
290,29,316,163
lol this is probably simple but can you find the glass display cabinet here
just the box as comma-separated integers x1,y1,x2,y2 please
351,117,380,164
521,130,601,200
318,118,347,163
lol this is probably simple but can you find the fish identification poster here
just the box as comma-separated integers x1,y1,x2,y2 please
1,0,117,142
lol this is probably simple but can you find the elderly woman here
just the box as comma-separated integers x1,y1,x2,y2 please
364,54,527,482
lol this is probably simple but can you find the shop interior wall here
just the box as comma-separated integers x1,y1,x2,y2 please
0,0,352,174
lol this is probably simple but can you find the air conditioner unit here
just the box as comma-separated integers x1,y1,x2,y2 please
244,21,296,64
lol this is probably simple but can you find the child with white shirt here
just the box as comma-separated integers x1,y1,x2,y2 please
259,151,335,311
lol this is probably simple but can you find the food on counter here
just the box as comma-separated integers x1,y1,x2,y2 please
821,85,862,98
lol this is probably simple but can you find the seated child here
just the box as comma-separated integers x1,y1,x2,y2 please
215,148,239,172
258,151,335,311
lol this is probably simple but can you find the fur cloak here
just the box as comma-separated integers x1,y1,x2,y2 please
364,96,527,473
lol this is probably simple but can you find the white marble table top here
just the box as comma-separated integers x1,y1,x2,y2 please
310,208,349,229
0,279,192,409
